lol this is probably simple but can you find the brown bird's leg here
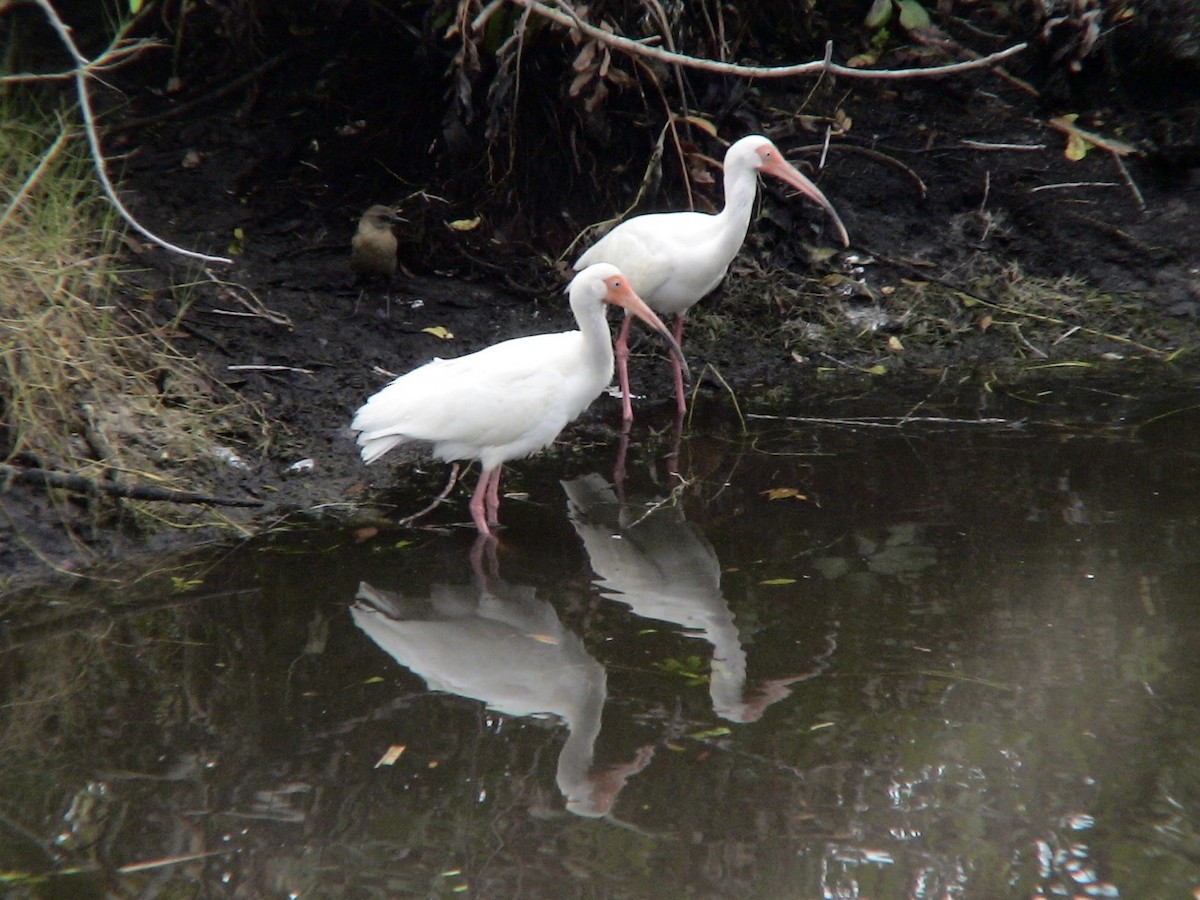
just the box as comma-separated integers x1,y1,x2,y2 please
671,314,688,417
615,313,635,423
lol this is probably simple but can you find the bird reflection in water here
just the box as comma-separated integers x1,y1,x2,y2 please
350,536,653,818
564,473,825,723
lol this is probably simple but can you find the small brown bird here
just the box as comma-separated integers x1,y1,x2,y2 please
350,204,400,313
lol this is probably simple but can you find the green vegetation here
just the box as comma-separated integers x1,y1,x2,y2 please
0,92,260,532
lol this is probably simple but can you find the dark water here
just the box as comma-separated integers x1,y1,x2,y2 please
4,373,1200,898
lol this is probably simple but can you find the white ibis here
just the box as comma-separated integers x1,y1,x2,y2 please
350,263,689,538
574,134,850,422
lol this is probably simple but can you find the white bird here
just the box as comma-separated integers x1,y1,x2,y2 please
350,263,689,538
574,134,850,422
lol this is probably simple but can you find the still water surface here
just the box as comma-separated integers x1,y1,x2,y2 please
3,373,1200,898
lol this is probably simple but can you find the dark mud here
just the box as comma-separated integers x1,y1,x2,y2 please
4,19,1200,580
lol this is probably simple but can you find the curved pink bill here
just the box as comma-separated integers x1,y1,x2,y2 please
761,154,851,248
604,278,692,385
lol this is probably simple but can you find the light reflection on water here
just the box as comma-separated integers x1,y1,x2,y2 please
3,375,1200,898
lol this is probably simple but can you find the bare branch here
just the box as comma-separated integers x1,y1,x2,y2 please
23,0,233,264
1,463,264,508
0,38,151,83
505,0,1027,80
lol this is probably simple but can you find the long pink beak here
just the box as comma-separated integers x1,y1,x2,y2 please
761,154,851,247
603,276,692,384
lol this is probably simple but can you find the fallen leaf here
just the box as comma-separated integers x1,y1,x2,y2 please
688,726,732,740
846,52,880,68
760,577,798,586
446,216,481,232
897,0,931,31
865,364,888,376
353,526,379,542
763,487,806,501
673,114,718,138
887,336,904,351
1065,130,1092,161
422,326,454,340
864,0,892,29
374,744,406,767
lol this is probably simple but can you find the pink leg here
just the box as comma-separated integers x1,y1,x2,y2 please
484,466,503,527
468,467,499,537
672,315,688,417
615,314,635,423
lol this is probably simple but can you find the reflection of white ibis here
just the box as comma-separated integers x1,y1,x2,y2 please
352,562,650,817
565,473,809,722
350,264,688,538
575,135,850,422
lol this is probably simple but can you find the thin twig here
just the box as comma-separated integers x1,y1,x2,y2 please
399,463,462,526
27,0,232,265
961,140,1046,151
227,365,315,375
794,142,928,199
1111,153,1146,212
1008,322,1048,358
746,413,1011,428
1046,116,1138,156
204,271,293,326
510,0,1026,80
0,31,152,84
1030,181,1119,192
689,363,746,433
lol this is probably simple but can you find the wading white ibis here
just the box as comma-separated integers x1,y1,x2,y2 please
574,134,850,422
350,263,689,538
